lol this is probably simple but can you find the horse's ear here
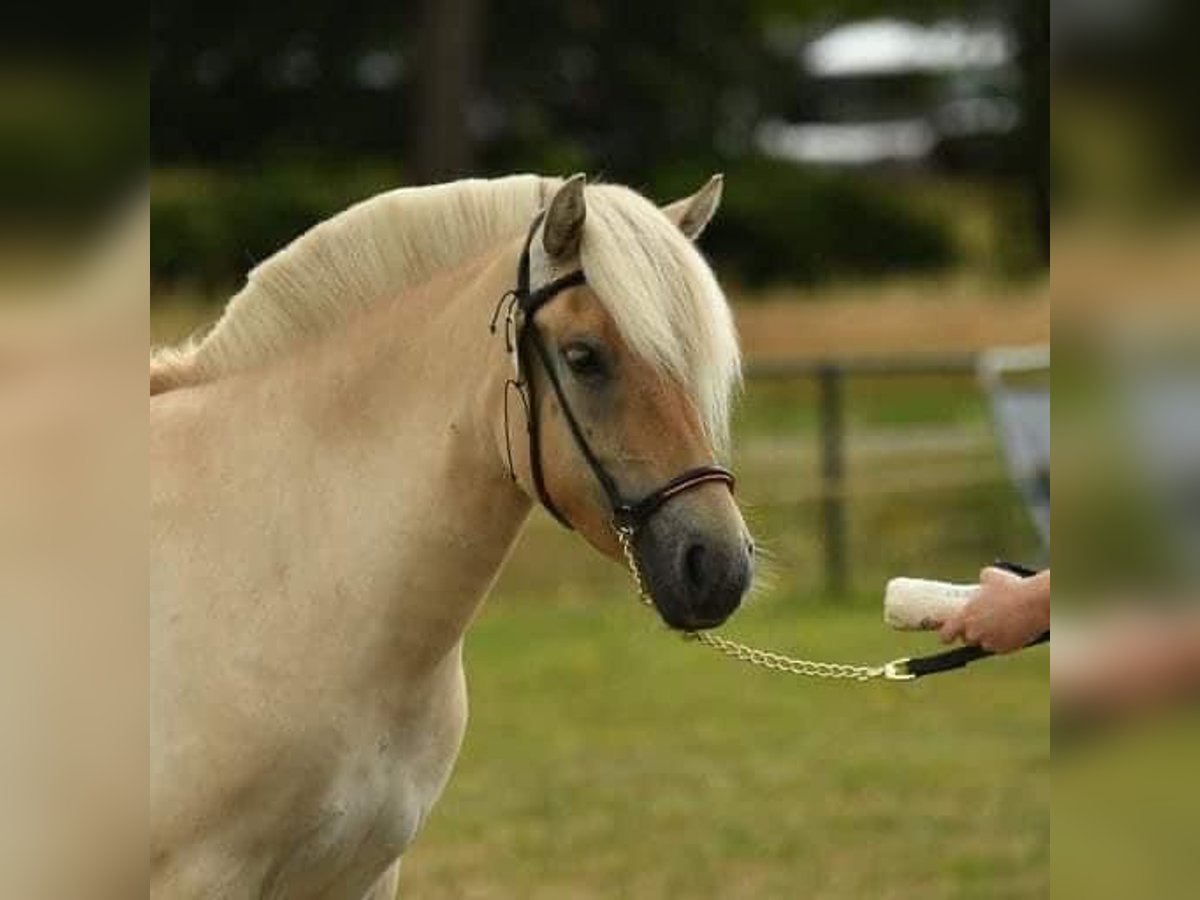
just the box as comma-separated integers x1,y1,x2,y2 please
543,173,587,259
662,174,723,241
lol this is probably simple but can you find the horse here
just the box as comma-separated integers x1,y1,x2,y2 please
150,173,753,899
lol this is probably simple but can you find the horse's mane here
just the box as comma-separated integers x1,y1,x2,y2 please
149,175,552,394
151,175,740,449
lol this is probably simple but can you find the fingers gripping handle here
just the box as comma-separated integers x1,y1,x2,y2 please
880,563,1046,680
884,577,977,631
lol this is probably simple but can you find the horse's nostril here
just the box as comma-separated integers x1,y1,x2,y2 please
683,543,707,590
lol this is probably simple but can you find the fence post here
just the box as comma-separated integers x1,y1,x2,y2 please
817,364,847,597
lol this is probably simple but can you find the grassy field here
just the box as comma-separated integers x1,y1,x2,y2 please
1054,714,1200,900
401,594,1048,899
395,385,1048,898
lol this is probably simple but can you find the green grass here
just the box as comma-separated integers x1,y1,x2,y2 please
736,374,991,436
401,594,1049,899
1054,715,1200,900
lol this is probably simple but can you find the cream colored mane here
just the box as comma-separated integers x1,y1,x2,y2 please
151,175,740,448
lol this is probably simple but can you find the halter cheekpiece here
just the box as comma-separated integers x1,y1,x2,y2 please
490,209,735,534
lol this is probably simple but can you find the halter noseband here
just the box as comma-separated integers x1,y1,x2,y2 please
490,210,735,534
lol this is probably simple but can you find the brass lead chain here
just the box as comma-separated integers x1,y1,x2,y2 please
615,524,912,682
683,631,886,681
616,525,654,609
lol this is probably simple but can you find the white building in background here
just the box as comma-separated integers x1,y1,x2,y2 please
757,18,1021,168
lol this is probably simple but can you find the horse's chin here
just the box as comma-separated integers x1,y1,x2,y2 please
651,599,730,632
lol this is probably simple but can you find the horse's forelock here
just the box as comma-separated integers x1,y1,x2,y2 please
578,184,741,454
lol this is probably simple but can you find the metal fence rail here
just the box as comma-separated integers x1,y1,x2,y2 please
745,354,982,595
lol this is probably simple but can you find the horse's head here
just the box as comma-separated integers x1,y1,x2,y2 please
499,174,753,631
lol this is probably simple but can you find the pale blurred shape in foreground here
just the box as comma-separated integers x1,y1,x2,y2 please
1052,2,1200,888
0,198,148,899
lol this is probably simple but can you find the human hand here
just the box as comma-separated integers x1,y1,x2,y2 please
938,567,1050,653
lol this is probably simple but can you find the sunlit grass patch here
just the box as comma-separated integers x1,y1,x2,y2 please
404,598,1048,899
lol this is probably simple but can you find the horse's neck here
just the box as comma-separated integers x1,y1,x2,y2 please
279,244,532,677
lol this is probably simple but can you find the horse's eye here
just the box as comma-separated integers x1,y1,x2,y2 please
562,342,606,379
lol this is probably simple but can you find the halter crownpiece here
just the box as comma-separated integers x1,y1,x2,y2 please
490,209,735,535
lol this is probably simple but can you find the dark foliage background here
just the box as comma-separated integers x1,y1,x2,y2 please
147,0,1045,290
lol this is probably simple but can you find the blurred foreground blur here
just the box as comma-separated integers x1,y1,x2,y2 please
2,18,147,897
0,199,147,898
1053,1,1200,895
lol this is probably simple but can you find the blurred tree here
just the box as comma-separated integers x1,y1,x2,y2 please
151,0,414,162
411,0,482,181
151,0,1032,180
1018,0,1049,266
479,1,769,179
150,0,1040,286
3,6,145,226
150,0,775,175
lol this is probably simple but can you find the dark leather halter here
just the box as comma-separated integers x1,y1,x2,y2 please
490,210,735,534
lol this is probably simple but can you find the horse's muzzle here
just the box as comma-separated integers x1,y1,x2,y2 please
635,511,754,631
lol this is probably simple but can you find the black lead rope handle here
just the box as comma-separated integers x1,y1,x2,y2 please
899,560,1049,681
903,630,1050,679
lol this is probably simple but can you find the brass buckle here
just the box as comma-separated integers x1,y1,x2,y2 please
882,658,915,681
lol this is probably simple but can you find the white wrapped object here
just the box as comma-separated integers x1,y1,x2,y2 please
884,578,978,630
